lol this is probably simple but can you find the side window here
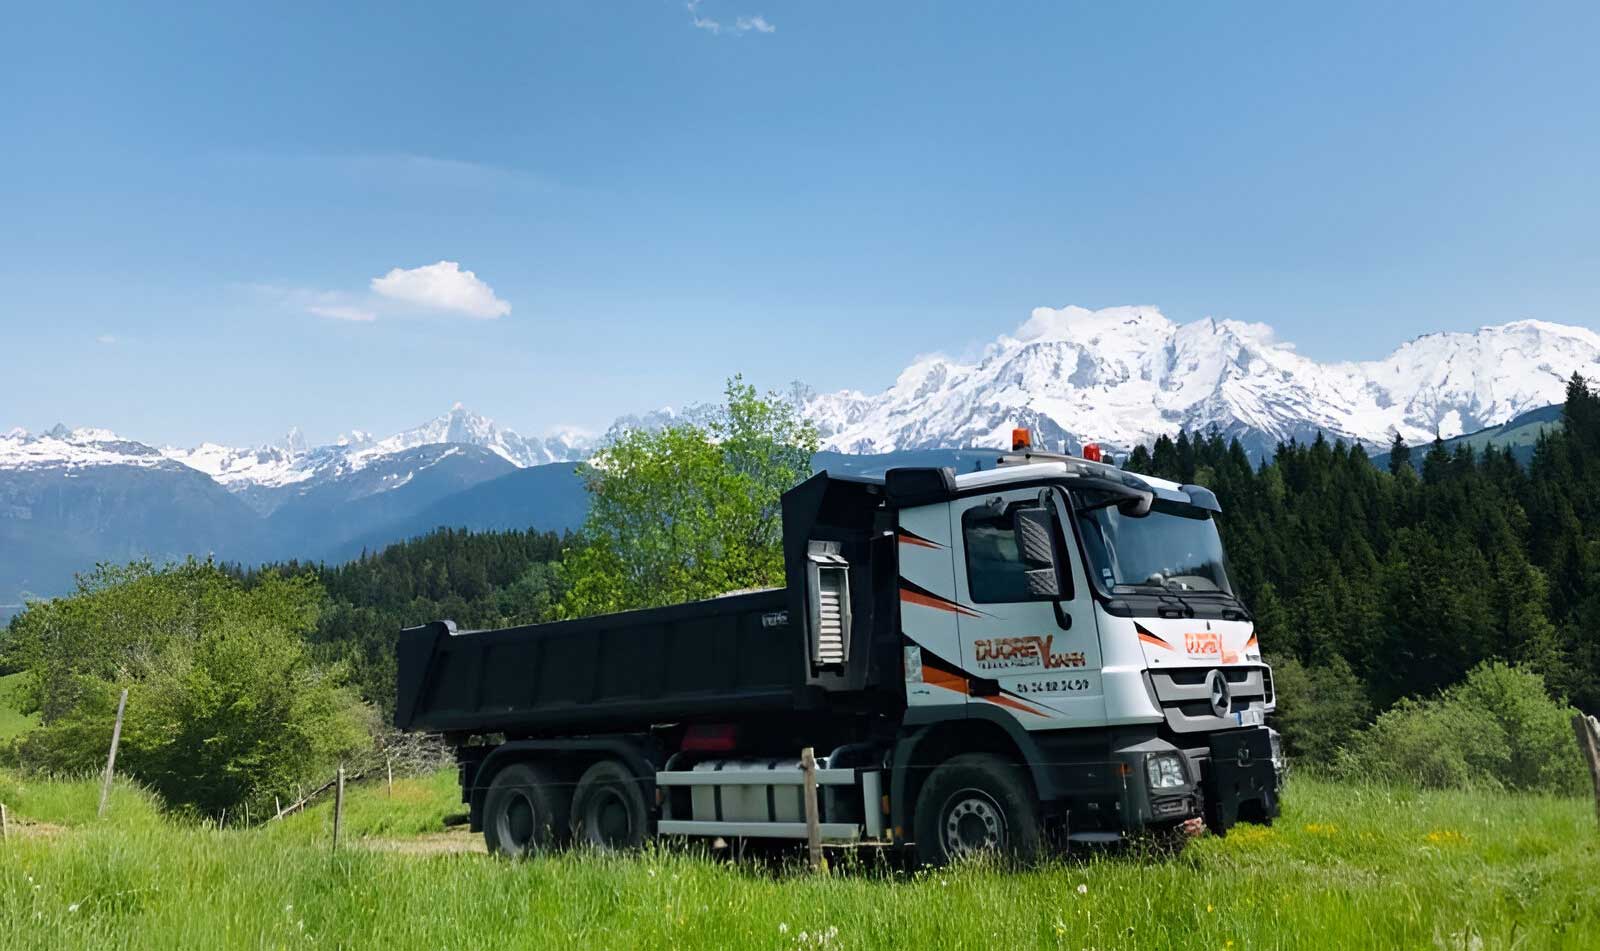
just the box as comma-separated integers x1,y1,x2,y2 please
961,501,1072,603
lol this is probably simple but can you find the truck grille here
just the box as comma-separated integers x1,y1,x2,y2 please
1147,666,1268,734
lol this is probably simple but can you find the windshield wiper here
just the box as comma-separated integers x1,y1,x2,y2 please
1219,601,1252,622
1154,590,1196,619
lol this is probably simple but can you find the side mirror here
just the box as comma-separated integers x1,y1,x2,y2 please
1013,506,1062,598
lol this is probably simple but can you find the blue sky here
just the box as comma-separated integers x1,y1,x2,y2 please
3,1,1597,447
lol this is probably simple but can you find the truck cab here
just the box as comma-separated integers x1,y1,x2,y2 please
395,434,1280,864
887,444,1279,853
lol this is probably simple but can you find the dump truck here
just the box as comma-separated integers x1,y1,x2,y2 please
394,432,1281,864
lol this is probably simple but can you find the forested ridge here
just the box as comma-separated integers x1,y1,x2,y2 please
236,528,569,712
1124,374,1600,724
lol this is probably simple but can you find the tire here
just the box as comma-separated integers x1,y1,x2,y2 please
569,759,650,851
913,753,1042,867
482,762,570,858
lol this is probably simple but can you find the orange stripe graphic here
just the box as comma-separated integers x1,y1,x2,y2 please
1243,634,1258,650
896,530,945,550
1138,630,1173,650
921,665,969,695
985,693,1049,717
900,587,983,618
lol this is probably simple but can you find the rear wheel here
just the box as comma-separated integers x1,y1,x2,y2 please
570,759,650,851
483,762,570,857
913,753,1042,867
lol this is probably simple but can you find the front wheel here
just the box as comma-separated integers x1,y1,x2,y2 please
913,753,1042,867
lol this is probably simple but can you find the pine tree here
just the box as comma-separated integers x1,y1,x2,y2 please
1388,432,1412,476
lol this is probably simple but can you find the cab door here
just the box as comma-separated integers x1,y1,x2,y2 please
950,487,1105,728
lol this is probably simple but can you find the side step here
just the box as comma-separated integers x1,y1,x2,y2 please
657,820,863,840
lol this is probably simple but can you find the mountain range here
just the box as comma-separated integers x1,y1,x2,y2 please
4,306,1597,613
799,306,1600,458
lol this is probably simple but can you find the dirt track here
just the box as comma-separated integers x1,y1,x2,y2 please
360,829,487,855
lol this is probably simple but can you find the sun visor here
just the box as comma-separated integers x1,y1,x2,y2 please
884,466,958,506
1181,484,1222,512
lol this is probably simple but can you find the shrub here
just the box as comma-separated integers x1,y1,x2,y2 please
1268,654,1371,764
1336,662,1589,794
5,560,372,818
558,376,818,618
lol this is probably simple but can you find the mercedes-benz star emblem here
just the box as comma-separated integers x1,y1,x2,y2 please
1206,669,1232,719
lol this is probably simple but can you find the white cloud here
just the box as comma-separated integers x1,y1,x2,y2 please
687,2,774,35
687,0,720,33
95,334,118,345
307,303,377,323
369,261,511,319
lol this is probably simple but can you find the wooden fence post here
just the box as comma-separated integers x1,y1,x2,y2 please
387,756,393,798
1576,715,1600,827
800,747,822,873
98,689,129,819
332,764,346,849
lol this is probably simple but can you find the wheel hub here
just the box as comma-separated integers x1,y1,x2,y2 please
502,791,537,849
590,790,632,847
943,790,1007,855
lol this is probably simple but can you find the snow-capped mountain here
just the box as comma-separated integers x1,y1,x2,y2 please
801,307,1600,457
11,311,1599,486
337,403,592,471
153,405,595,513
0,424,189,472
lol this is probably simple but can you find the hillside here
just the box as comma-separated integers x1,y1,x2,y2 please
324,460,590,563
1372,403,1563,470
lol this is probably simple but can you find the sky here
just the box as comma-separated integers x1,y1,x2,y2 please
2,1,1598,448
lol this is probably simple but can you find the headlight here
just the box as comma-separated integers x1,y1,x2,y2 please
1145,752,1188,790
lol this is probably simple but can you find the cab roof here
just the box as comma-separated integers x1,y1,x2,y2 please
815,451,1217,512
954,458,1185,494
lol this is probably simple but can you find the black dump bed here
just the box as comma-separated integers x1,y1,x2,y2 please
394,469,920,739
394,588,800,736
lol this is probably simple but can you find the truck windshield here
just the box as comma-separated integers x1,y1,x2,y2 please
1072,495,1234,596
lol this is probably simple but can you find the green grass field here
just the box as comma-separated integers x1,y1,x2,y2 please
0,671,40,742
2,769,1597,950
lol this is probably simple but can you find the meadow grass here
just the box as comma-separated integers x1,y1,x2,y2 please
0,670,39,742
2,771,1597,950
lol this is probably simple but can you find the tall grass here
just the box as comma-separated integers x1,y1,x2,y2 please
2,772,1597,950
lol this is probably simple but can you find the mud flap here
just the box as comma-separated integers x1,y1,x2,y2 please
1203,727,1279,835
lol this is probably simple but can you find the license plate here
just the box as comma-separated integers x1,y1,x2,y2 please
1233,708,1263,727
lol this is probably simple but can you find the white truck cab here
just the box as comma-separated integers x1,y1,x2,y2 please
890,438,1279,847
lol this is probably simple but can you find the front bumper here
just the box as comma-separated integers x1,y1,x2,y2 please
1200,726,1280,833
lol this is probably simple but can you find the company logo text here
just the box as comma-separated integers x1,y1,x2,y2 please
974,636,1086,670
